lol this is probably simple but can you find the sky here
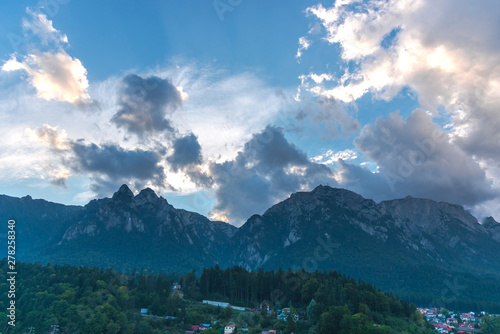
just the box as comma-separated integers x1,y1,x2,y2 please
1,0,499,226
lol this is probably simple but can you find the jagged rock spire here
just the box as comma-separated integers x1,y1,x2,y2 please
112,184,134,202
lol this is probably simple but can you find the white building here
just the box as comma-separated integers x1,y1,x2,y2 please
224,324,235,333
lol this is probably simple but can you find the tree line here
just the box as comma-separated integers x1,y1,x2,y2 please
0,260,439,333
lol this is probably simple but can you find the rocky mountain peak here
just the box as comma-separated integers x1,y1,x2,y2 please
310,185,373,209
483,216,500,243
21,195,33,202
483,216,499,228
112,184,134,203
134,187,160,206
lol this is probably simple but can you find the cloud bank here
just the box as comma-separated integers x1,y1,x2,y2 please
339,110,497,205
299,0,500,217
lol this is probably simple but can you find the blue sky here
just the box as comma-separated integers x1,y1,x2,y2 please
1,0,500,226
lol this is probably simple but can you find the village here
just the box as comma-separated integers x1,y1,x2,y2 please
137,282,500,334
418,307,500,333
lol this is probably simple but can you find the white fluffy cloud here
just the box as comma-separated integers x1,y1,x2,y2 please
301,0,500,147
312,149,358,165
3,51,90,104
2,8,90,104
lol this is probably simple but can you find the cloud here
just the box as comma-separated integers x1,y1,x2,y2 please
207,125,335,225
71,141,167,197
0,58,291,206
299,0,500,216
296,37,311,61
165,133,213,189
25,123,69,151
22,9,68,46
70,141,163,181
335,160,388,201
312,149,358,165
163,62,289,163
1,8,90,105
338,109,498,205
111,74,184,137
167,133,203,172
48,167,71,188
300,0,500,159
294,97,360,139
29,124,166,197
2,51,90,104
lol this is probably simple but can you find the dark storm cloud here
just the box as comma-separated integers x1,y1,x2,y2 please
343,109,498,205
111,74,183,136
69,140,166,196
165,133,213,188
208,125,336,225
336,160,391,201
167,133,203,172
71,141,163,180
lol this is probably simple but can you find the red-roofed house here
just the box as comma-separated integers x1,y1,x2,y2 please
225,324,236,333
433,323,452,332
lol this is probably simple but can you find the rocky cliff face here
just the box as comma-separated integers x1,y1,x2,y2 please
379,196,499,268
229,186,397,270
229,185,500,280
44,185,236,272
61,185,235,245
483,216,500,243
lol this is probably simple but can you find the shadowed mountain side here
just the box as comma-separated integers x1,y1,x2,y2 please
2,184,500,305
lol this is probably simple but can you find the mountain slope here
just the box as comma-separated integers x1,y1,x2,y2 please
2,184,500,305
228,185,500,293
7,185,236,273
0,194,82,259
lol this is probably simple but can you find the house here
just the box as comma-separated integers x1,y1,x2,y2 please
191,325,200,331
140,309,148,314
172,282,182,291
432,323,452,332
200,323,211,331
225,324,236,333
278,308,299,322
456,326,481,333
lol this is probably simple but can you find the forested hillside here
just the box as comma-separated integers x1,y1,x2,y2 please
0,260,437,334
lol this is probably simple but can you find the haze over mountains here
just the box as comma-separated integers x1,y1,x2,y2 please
2,184,500,307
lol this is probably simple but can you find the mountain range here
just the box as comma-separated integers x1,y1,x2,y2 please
2,184,500,307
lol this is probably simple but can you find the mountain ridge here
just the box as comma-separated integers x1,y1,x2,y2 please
2,184,500,304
